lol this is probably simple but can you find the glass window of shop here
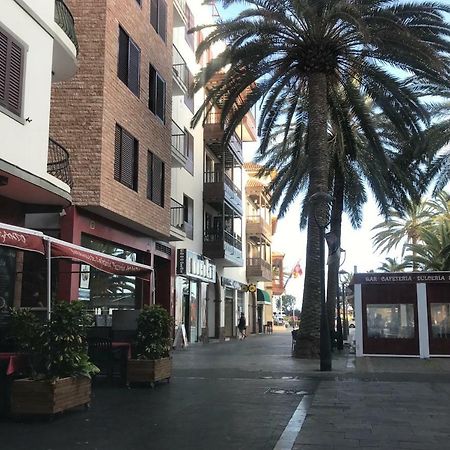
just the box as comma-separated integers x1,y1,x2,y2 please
366,303,415,339
430,303,450,339
237,291,244,315
181,278,198,342
0,247,16,308
80,235,142,311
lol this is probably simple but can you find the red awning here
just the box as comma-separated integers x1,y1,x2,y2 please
48,238,152,281
0,223,45,254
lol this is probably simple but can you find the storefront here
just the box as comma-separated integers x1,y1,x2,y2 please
176,249,216,343
353,272,450,358
221,277,247,338
257,288,272,333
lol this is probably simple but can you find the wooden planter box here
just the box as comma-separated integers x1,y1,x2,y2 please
126,357,172,386
11,376,91,416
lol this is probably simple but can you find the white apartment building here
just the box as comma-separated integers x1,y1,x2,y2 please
170,0,257,342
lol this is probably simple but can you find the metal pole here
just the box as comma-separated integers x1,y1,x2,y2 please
319,225,332,371
47,239,51,321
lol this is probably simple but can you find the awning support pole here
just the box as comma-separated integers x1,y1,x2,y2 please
47,239,51,320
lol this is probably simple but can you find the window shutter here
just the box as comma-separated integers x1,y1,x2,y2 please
0,31,7,104
128,39,140,97
150,0,158,32
118,27,128,85
8,42,22,114
148,152,164,206
121,129,136,190
159,0,167,42
156,76,165,121
149,64,156,113
114,125,122,181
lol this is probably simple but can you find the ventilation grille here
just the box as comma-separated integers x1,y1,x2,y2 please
156,242,171,256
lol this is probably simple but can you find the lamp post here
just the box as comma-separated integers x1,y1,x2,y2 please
310,192,332,372
339,270,349,340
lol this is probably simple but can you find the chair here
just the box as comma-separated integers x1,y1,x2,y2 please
87,337,115,380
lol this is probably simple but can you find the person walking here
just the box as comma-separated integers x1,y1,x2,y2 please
238,312,246,340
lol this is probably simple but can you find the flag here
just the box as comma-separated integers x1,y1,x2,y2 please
292,262,303,278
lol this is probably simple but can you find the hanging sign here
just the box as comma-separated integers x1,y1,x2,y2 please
177,249,216,283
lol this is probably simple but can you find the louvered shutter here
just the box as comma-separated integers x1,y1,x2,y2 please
118,27,128,85
156,75,165,121
128,39,140,97
153,154,164,206
121,129,136,190
150,0,158,32
0,31,7,105
159,0,167,42
149,64,156,113
114,125,122,181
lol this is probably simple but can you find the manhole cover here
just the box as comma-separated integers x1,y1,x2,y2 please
266,388,309,395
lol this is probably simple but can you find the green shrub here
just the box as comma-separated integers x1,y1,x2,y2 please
135,305,172,360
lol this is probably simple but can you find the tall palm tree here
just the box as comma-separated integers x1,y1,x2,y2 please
193,0,450,357
377,257,407,272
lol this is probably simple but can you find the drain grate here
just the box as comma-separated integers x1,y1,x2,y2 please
265,388,309,395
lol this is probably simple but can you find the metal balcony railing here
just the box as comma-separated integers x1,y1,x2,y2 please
170,198,184,231
171,121,187,159
47,138,73,188
54,0,79,52
173,46,189,90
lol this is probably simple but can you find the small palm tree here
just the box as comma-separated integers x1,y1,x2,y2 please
377,257,407,273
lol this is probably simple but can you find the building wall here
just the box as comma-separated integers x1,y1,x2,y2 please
50,0,172,238
1,1,57,183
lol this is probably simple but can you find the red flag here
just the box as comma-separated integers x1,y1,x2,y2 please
293,262,303,278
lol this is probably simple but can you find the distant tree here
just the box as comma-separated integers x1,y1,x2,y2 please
281,295,296,314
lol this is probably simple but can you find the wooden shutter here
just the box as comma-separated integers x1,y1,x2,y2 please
118,27,128,85
156,74,165,121
159,0,167,42
150,0,158,32
148,152,164,206
0,29,23,116
128,39,140,97
148,64,156,113
114,125,122,181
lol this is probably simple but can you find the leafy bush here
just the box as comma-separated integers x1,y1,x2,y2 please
9,302,98,380
135,305,172,360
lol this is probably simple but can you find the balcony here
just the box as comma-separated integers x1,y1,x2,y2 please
173,46,189,95
246,215,272,241
169,198,186,241
52,0,78,81
204,112,243,164
47,138,73,188
173,0,187,26
246,257,272,282
171,121,187,168
204,229,243,267
204,171,242,215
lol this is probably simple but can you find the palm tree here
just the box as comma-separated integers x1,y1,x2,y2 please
377,257,407,272
193,0,450,357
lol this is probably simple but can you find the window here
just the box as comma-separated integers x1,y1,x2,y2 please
184,129,194,175
366,304,415,339
184,71,194,113
0,28,24,117
150,0,167,42
183,195,194,240
185,4,195,50
149,64,166,122
114,124,139,191
117,26,140,97
147,151,165,206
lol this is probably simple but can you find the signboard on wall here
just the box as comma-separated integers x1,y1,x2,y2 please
177,249,216,283
221,277,247,292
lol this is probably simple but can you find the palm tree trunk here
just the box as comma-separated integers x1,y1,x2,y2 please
326,167,344,346
295,72,329,358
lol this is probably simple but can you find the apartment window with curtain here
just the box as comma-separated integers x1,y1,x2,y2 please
150,0,167,42
185,4,195,50
117,26,140,97
149,64,166,122
0,27,24,117
147,151,165,207
114,124,139,191
183,195,194,240
184,129,194,175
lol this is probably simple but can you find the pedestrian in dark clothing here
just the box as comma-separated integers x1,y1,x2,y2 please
238,312,246,340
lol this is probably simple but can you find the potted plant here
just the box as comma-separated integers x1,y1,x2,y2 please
127,305,172,387
9,302,98,416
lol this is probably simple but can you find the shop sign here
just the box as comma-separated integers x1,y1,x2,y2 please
221,276,247,291
177,249,216,283
353,272,450,285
